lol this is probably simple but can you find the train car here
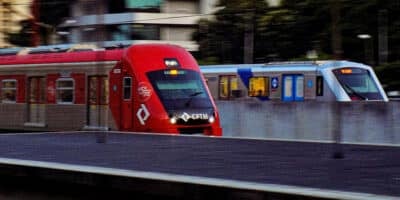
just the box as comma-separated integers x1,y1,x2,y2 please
0,44,222,136
200,61,388,102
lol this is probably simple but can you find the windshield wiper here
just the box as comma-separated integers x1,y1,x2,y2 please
342,83,368,100
185,92,203,107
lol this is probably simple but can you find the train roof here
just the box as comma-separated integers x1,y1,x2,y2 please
0,49,124,65
200,60,371,73
0,43,135,65
0,43,193,66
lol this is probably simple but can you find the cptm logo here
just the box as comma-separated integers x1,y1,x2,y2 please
136,104,150,125
180,112,209,122
137,82,152,102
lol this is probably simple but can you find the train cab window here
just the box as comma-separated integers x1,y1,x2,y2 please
333,68,383,100
1,79,17,103
219,75,238,100
56,78,74,104
249,77,269,97
123,77,132,100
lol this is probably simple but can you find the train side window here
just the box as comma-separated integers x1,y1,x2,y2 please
123,77,132,100
230,76,238,97
219,75,238,100
249,77,269,97
29,77,45,104
89,77,98,105
316,76,324,96
219,76,229,99
296,76,304,99
56,78,74,104
1,79,17,103
100,77,109,104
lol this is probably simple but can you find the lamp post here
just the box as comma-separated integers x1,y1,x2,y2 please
357,34,374,65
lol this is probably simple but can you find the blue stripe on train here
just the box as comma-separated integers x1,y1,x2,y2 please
237,68,269,101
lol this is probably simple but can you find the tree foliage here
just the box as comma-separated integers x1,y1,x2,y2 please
375,62,400,91
6,20,35,46
37,0,71,45
194,0,400,64
193,0,269,64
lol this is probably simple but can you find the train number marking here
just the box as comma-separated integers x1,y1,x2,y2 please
137,104,150,125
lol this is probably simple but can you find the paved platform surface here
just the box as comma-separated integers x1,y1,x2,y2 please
0,132,399,198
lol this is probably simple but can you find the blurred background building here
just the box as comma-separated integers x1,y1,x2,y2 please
0,0,32,47
1,0,281,50
57,0,222,51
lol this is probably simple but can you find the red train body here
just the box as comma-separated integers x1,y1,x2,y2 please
0,44,222,136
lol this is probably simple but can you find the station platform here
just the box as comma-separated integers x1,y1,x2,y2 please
0,132,399,199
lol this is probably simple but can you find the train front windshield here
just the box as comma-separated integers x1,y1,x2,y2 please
333,68,383,100
147,69,214,111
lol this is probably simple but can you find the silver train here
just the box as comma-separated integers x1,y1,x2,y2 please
200,60,388,102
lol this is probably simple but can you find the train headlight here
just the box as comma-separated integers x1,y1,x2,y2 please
164,58,180,68
170,117,177,124
208,116,215,124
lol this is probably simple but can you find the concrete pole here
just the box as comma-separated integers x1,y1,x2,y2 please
378,9,388,65
332,102,344,159
95,0,107,143
244,22,254,64
243,1,255,64
330,0,343,60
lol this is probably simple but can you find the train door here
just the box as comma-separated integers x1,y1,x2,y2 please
87,76,109,128
27,77,45,125
121,76,133,130
282,75,304,102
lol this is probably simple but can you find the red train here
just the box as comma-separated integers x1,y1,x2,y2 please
0,44,222,136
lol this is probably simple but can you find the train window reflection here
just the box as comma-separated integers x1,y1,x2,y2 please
1,79,17,103
283,76,293,98
123,77,132,100
219,75,238,100
29,77,45,104
101,77,109,104
316,76,324,96
296,76,304,98
89,77,98,104
56,78,74,104
89,76,109,105
249,77,269,97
